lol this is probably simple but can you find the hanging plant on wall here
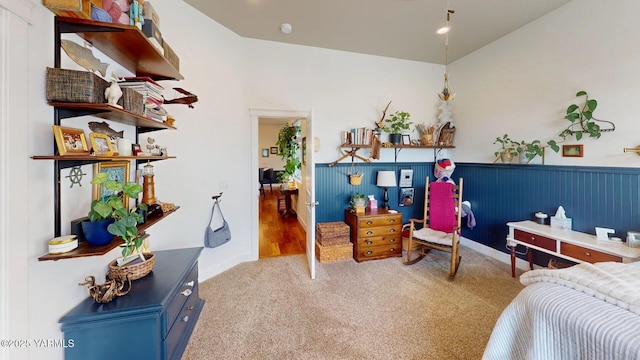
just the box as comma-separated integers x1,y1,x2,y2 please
276,123,301,183
547,90,615,152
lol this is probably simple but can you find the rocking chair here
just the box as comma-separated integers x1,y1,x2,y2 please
404,176,463,279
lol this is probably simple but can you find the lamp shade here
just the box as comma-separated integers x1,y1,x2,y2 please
376,171,397,187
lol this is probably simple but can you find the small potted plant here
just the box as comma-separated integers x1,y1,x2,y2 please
350,193,367,213
83,173,142,246
493,134,518,163
87,172,148,261
382,111,413,145
515,140,544,164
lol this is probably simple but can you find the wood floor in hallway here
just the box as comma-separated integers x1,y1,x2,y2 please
259,187,306,258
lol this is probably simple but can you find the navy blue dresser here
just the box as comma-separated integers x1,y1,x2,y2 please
59,247,204,360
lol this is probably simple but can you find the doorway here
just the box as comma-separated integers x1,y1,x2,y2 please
252,112,308,259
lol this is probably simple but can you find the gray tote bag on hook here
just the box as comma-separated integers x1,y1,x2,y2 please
205,201,231,248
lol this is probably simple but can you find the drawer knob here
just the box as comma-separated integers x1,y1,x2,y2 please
585,252,591,257
366,231,373,235
182,316,189,322
390,248,395,252
185,280,195,287
365,240,373,245
181,289,192,297
389,229,396,233
366,251,373,255
389,219,396,223
188,305,194,311
389,238,395,243
366,221,373,225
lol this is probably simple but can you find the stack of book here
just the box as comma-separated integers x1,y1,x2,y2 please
342,127,374,146
120,77,168,122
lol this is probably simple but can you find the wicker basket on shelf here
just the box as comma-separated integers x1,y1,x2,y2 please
108,253,155,281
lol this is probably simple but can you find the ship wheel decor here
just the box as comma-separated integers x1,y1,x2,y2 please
65,166,86,188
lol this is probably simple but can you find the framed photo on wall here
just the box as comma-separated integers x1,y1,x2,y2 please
270,147,278,154
262,148,269,157
93,161,130,209
52,125,89,155
562,144,583,157
399,188,414,207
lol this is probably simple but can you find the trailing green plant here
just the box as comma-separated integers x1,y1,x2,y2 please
90,172,147,259
515,140,544,163
382,111,413,134
276,123,302,182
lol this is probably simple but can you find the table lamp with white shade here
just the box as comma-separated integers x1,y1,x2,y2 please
376,171,397,209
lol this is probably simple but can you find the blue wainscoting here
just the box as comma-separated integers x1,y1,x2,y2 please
316,162,640,266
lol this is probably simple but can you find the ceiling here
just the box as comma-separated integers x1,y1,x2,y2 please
184,0,572,64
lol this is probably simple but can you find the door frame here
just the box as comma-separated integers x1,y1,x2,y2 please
249,108,312,261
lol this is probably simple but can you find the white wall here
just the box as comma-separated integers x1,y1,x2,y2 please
1,2,37,360
24,1,251,358
450,0,640,167
243,39,446,164
258,123,285,170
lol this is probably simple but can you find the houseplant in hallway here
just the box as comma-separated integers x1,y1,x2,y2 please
276,123,301,189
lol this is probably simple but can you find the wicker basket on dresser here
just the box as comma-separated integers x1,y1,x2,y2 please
345,208,402,262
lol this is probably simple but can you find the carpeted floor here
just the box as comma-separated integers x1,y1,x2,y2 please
183,247,524,360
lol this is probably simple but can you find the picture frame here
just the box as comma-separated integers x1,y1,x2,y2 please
52,125,89,155
262,148,269,157
399,187,414,207
89,132,116,156
93,161,131,209
562,144,583,157
132,144,142,156
402,134,411,145
270,147,278,154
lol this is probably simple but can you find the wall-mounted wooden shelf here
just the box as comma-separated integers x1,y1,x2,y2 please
329,143,456,165
38,207,179,261
56,17,183,81
49,102,177,132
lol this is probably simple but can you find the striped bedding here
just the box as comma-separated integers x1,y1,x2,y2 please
483,262,640,360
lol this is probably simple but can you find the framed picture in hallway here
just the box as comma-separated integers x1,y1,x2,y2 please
270,147,278,154
262,148,269,157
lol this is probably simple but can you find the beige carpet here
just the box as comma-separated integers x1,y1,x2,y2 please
184,247,524,360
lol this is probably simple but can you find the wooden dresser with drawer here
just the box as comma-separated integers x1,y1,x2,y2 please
345,208,402,262
507,220,640,277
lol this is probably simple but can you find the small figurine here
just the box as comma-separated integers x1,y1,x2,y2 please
79,274,131,303
104,72,123,107
129,0,145,30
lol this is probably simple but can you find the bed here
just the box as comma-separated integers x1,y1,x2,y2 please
483,262,640,360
